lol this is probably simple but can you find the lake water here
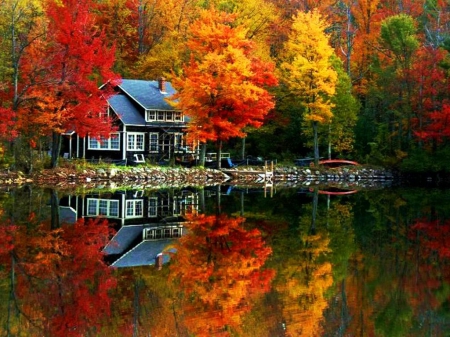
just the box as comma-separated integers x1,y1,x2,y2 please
1,183,450,336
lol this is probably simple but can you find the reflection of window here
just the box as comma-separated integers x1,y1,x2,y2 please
126,200,143,218
87,199,119,217
174,194,197,215
148,197,158,217
88,133,120,150
127,133,145,151
145,226,183,240
149,133,159,153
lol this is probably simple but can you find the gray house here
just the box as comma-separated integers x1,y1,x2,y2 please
62,78,196,165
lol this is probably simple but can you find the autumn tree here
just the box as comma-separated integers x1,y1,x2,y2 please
280,9,337,165
20,0,120,168
0,0,44,169
302,56,359,158
171,7,277,168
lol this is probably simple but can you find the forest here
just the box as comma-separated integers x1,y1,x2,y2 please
1,0,450,173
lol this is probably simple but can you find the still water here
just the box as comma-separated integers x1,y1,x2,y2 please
1,183,450,336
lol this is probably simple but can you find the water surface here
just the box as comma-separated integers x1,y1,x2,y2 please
1,184,450,336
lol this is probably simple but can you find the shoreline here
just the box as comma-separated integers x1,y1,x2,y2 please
0,164,394,190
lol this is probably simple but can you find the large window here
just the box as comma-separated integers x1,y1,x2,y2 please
87,199,119,217
127,133,145,151
149,133,159,153
126,200,144,218
88,133,120,150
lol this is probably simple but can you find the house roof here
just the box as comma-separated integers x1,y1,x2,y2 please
111,239,175,268
108,94,146,126
103,224,143,255
118,79,176,111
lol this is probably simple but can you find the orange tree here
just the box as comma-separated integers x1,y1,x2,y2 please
171,7,277,168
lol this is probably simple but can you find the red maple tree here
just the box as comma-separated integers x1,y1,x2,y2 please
19,0,120,167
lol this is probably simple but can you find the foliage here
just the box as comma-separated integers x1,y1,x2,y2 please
169,213,274,336
0,216,117,337
171,7,277,164
280,9,338,164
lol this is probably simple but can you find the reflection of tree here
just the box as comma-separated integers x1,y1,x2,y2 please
169,213,274,336
274,194,333,337
0,217,116,337
346,190,450,337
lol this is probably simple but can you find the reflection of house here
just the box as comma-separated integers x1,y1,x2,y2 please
59,188,198,267
62,78,197,164
103,223,182,268
60,188,199,226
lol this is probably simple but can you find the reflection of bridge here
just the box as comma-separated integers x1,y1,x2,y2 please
317,189,358,196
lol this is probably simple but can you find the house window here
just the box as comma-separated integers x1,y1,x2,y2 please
146,110,182,122
149,133,159,153
127,133,145,151
157,111,165,121
147,110,156,121
174,111,182,121
88,133,120,150
126,200,143,218
87,199,119,217
148,197,158,217
173,133,183,152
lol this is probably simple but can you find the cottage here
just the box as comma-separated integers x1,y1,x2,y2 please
62,78,196,165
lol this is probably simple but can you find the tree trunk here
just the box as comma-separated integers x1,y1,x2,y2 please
51,132,62,168
310,188,318,235
217,140,222,169
241,137,246,160
313,121,319,166
328,123,332,160
50,189,60,230
199,143,206,166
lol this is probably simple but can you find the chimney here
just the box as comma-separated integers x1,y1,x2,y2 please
158,77,166,93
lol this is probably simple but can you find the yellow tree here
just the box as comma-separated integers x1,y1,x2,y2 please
280,9,337,165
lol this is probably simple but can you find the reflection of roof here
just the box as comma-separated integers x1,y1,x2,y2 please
118,79,176,110
111,239,175,268
59,206,77,224
103,225,143,255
